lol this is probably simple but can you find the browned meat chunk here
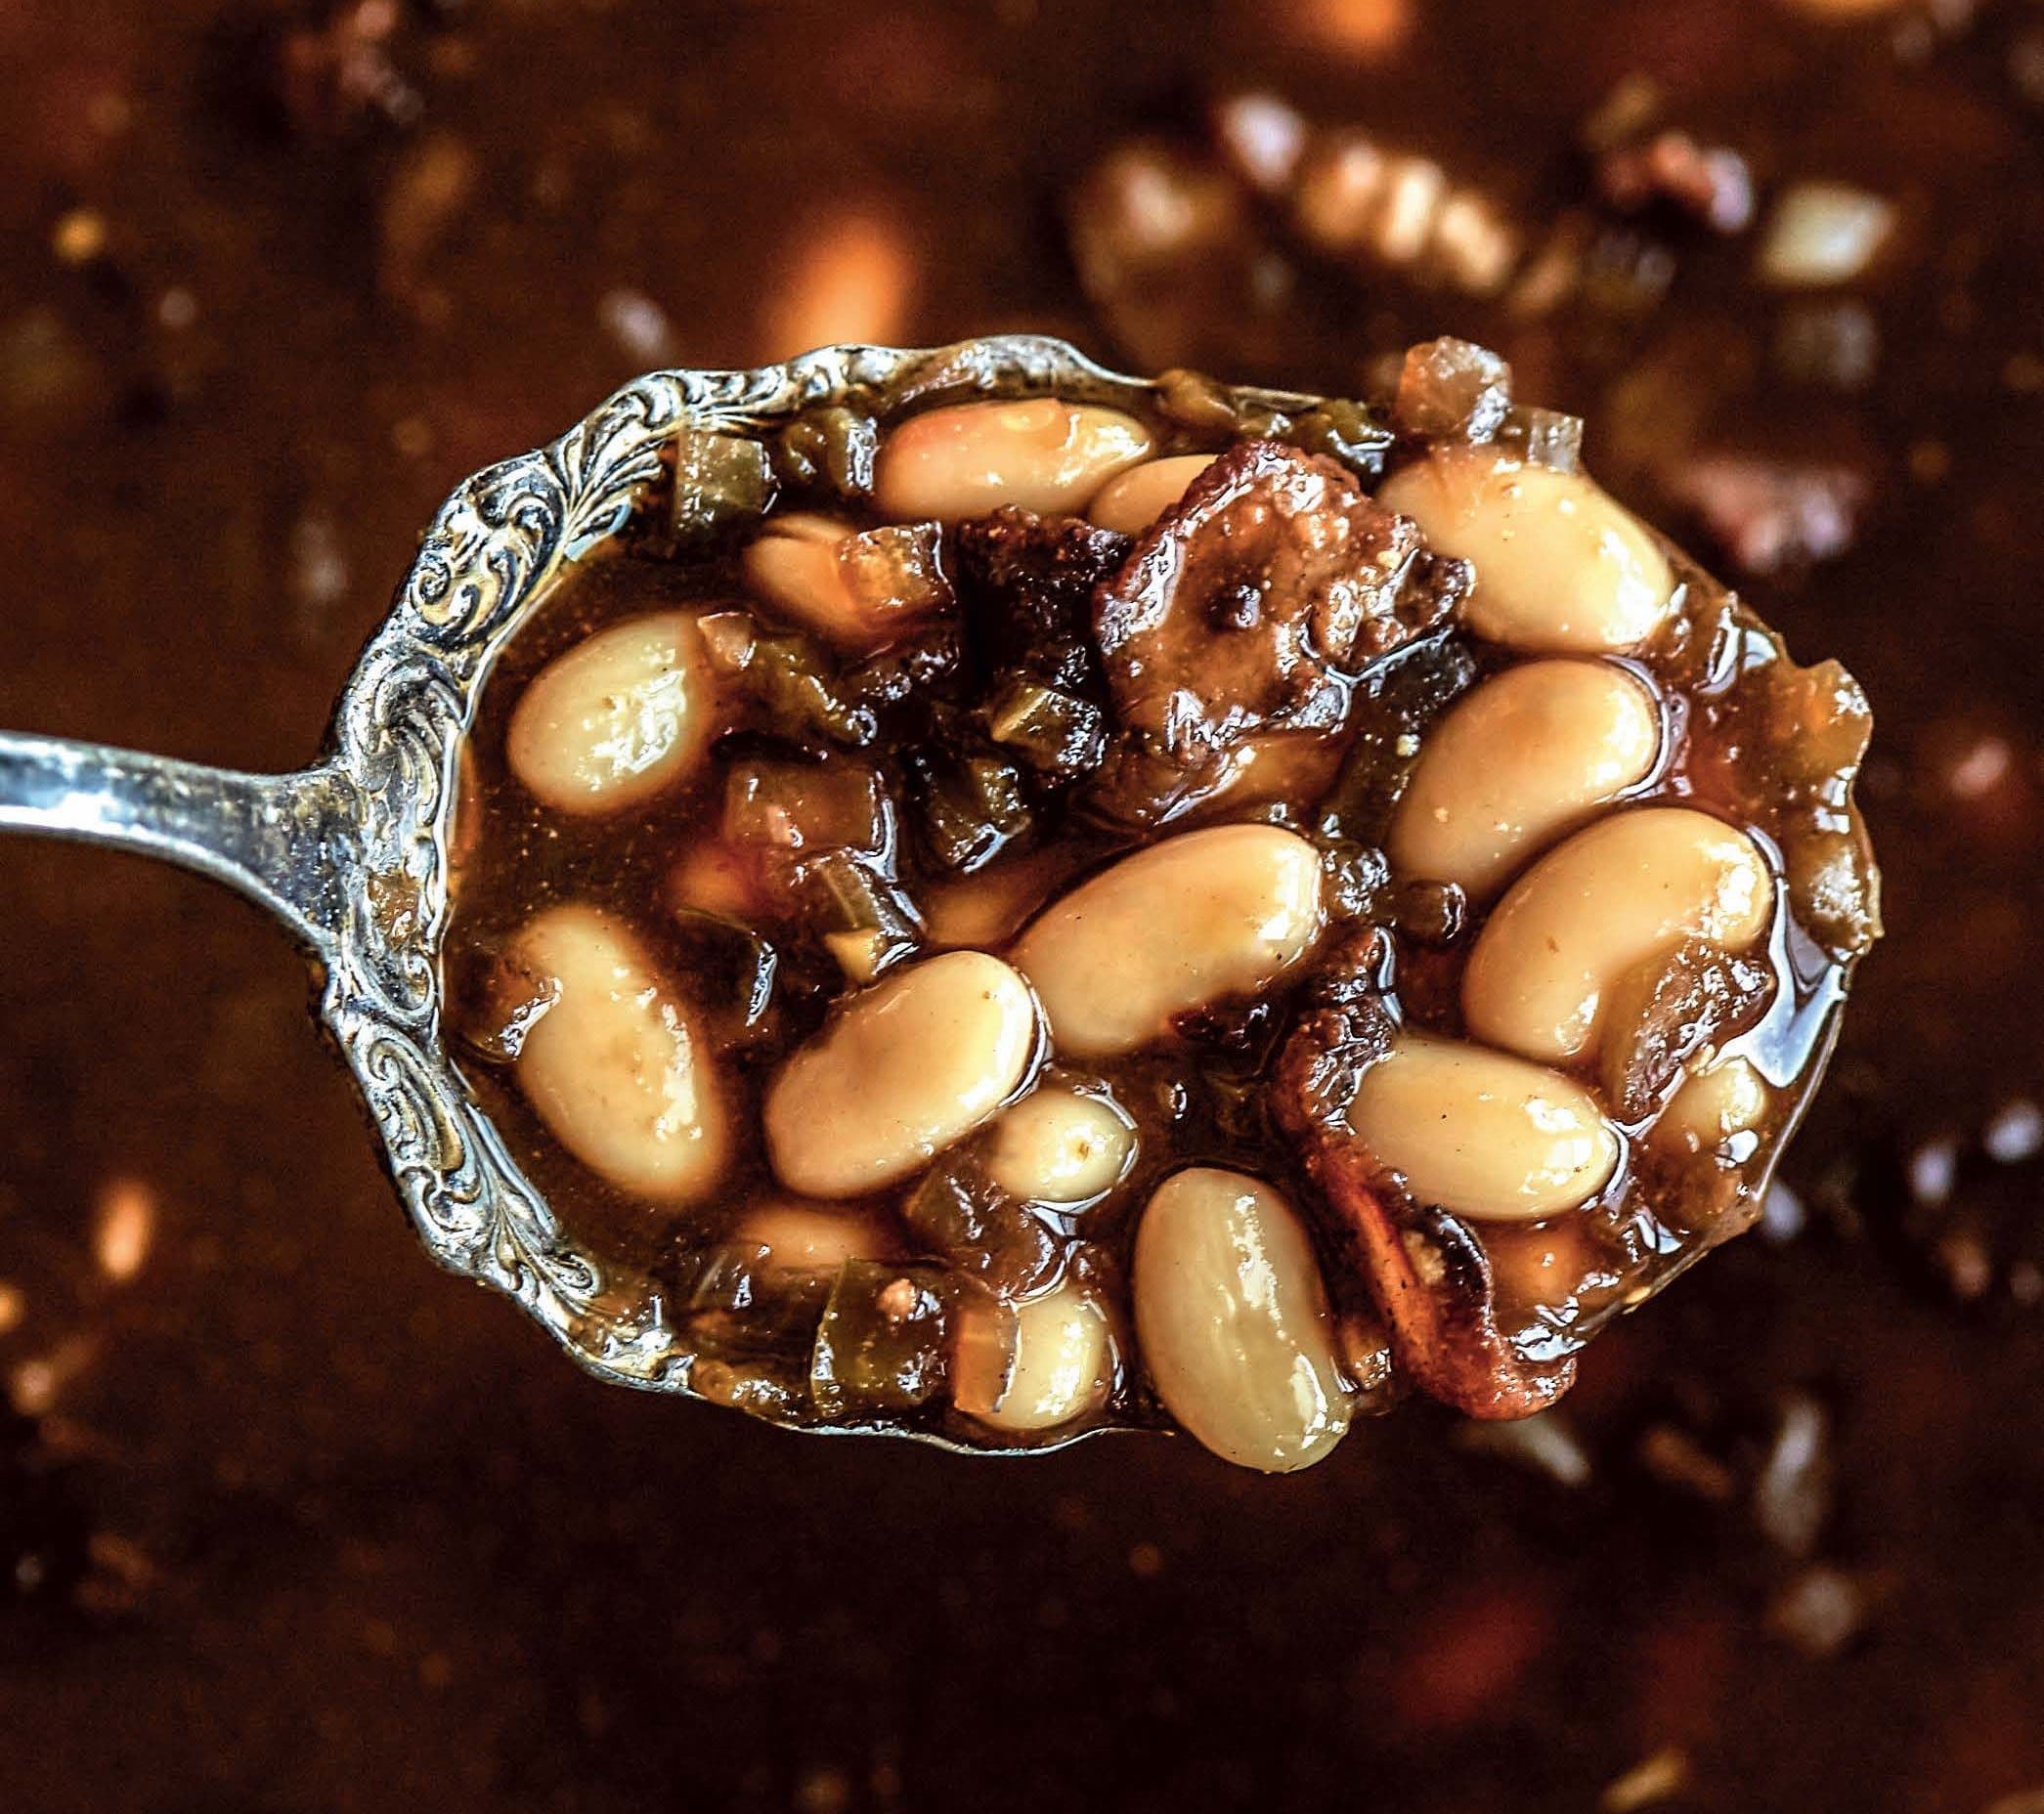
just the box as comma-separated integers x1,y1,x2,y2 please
1272,932,1576,1420
1090,441,1468,824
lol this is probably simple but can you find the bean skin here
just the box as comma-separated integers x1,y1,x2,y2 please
763,951,1042,1198
1390,659,1662,900
1133,1167,1351,1473
1379,447,1674,653
1462,806,1773,1064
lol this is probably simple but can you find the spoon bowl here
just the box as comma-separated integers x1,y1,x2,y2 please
0,337,1334,1445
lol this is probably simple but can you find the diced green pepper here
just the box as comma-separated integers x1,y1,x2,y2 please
672,431,775,541
809,1262,957,1416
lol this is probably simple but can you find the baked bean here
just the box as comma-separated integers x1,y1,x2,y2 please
953,1282,1111,1433
1390,659,1662,899
742,513,948,651
874,398,1153,521
509,904,727,1200
742,513,858,641
1651,1056,1771,1156
1012,824,1324,1058
1484,1214,1603,1315
1132,1168,1351,1472
923,848,1077,950
1463,806,1773,1064
983,1085,1135,1204
1378,447,1674,653
506,613,715,814
764,951,1042,1197
1349,1033,1621,1221
1085,454,1218,533
735,1199,886,1274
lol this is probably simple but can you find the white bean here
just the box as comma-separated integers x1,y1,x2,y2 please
1651,1057,1771,1156
509,904,727,1200
1463,806,1773,1064
953,1283,1111,1433
1133,1168,1350,1473
874,398,1153,521
506,612,715,815
1349,1033,1621,1221
983,1086,1135,1204
735,1199,885,1274
1012,825,1324,1058
1378,448,1674,653
742,512,947,651
742,513,861,645
1390,659,1662,900
1085,454,1217,533
922,849,1075,950
764,951,1041,1198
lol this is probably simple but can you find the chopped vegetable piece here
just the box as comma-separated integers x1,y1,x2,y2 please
673,431,776,541
981,678,1107,783
723,756,888,858
902,1163,1063,1298
809,1262,959,1415
697,611,880,746
905,747,1033,872
774,406,880,497
1390,336,1512,442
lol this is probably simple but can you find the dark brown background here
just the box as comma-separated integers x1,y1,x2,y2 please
3,2,2043,1809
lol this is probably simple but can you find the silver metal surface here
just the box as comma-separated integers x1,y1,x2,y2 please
0,337,1340,1438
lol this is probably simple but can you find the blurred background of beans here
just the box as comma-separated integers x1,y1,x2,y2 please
2,0,2042,1808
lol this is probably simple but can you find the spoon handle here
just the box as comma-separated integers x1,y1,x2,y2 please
0,732,354,958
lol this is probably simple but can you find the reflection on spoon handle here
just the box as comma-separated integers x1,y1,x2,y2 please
0,731,355,957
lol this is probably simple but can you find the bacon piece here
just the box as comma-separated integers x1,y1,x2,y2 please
1273,932,1576,1419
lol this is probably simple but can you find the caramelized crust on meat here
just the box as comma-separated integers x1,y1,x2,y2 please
1090,441,1468,824
1273,932,1576,1419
